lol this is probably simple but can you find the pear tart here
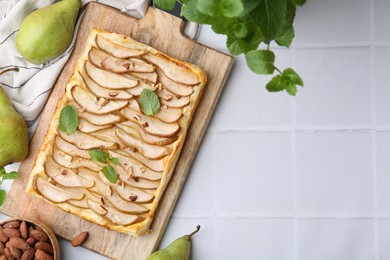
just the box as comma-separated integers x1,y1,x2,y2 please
26,29,207,236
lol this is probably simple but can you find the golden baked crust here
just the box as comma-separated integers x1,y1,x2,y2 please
26,28,207,236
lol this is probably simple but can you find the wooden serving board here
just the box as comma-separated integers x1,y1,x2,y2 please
1,3,233,259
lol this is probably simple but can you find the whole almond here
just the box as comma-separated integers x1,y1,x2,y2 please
71,231,89,247
0,255,6,260
0,241,4,254
4,248,15,260
3,221,20,229
20,221,28,239
35,248,54,260
29,229,48,242
21,248,35,260
0,227,8,243
9,237,30,250
26,237,36,246
8,245,22,259
35,241,54,255
3,228,20,238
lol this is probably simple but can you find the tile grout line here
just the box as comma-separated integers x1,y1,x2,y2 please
369,0,379,259
211,130,219,258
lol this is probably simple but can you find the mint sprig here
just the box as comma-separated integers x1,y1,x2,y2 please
88,149,119,183
154,0,305,95
0,166,19,207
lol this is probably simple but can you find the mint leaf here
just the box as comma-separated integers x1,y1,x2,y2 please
140,89,160,115
181,0,214,24
252,0,287,43
197,0,220,16
285,83,297,96
103,165,118,184
0,167,5,177
266,75,285,92
290,0,306,6
245,50,275,74
226,32,243,55
237,28,263,53
59,105,78,134
153,0,176,10
242,0,263,14
220,0,244,17
89,149,108,164
234,22,248,38
283,68,304,86
276,2,296,47
110,157,120,165
2,171,18,180
0,190,5,207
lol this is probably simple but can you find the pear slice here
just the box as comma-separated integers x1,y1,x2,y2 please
71,86,128,115
129,71,158,83
128,99,141,112
112,164,160,190
88,199,107,216
122,108,180,138
45,157,94,188
89,47,131,73
127,58,155,73
59,130,117,150
34,176,84,203
155,106,183,124
85,61,138,90
115,128,171,160
156,68,193,96
66,189,101,209
105,190,149,214
90,128,126,148
77,168,110,196
143,53,199,85
158,89,190,108
55,137,89,158
98,172,154,203
78,110,122,126
103,205,140,226
53,146,101,172
95,34,145,58
127,80,156,96
78,118,111,133
79,69,133,100
116,148,165,172
116,121,177,146
109,151,163,181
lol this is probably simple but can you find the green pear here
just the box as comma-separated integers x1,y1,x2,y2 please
15,0,81,64
148,225,201,260
0,85,29,167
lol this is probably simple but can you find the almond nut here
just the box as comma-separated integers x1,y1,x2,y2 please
3,228,21,238
8,244,22,259
9,237,30,250
21,248,35,260
4,247,14,260
3,221,20,229
35,241,54,255
35,248,53,260
26,237,36,246
20,221,28,240
0,241,4,254
29,229,48,242
0,227,8,243
0,255,6,260
71,231,89,247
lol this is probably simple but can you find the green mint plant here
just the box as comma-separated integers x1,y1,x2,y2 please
153,0,305,95
0,166,19,206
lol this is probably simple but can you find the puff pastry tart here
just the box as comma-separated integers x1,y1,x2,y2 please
26,28,207,236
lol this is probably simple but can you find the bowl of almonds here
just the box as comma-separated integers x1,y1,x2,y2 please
0,218,59,259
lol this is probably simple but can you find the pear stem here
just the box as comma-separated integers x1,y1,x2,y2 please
0,67,19,75
187,225,201,240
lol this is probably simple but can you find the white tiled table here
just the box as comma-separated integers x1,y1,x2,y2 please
3,0,390,259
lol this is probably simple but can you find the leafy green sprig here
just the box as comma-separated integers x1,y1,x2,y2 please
0,167,19,207
153,0,305,95
88,149,120,183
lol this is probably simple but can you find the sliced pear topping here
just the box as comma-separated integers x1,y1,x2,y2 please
88,199,107,216
129,71,158,83
98,172,154,203
128,99,141,112
109,151,162,181
90,128,126,147
95,34,145,58
122,108,180,138
116,148,165,172
45,157,94,188
126,80,156,96
112,164,160,189
78,118,111,133
115,128,171,160
156,68,193,96
143,53,199,85
105,190,149,214
89,47,131,73
127,58,155,73
78,168,110,196
79,111,122,126
103,205,140,226
158,89,190,108
155,106,182,123
67,197,89,209
55,137,89,158
34,176,84,203
116,121,177,146
79,69,133,100
85,61,138,89
53,146,101,172
66,188,101,208
59,130,117,150
71,85,128,115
